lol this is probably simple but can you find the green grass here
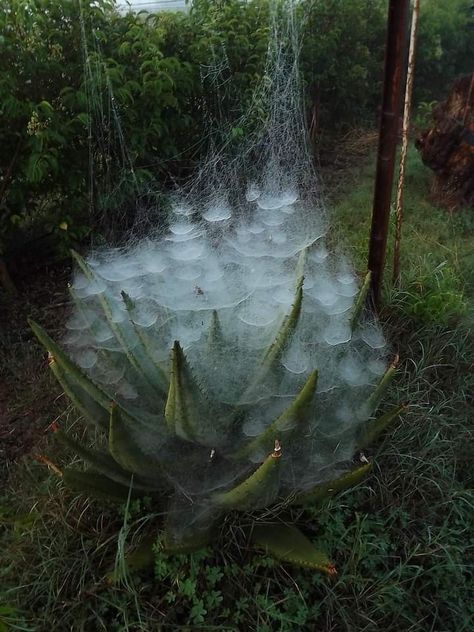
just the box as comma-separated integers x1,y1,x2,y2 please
1,148,473,631
331,146,473,323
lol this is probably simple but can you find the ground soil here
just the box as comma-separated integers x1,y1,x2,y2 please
0,262,71,482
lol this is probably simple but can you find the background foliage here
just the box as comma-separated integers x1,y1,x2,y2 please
1,0,473,266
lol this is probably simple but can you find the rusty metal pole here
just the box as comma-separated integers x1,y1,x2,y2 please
368,0,410,308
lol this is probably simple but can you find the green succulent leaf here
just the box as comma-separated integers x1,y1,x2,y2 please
213,442,282,511
29,319,112,417
350,270,371,331
165,340,211,444
49,357,109,430
56,429,159,492
251,523,336,574
62,468,138,502
261,274,304,370
207,309,226,353
237,370,318,459
109,403,165,479
357,404,407,450
242,274,304,401
366,356,399,414
291,462,372,506
70,250,163,400
121,289,169,394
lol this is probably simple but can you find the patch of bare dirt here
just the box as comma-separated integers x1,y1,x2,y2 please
0,262,71,481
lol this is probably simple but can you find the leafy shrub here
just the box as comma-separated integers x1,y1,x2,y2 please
1,0,472,266
415,0,474,104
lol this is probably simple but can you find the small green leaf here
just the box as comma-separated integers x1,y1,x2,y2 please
251,523,336,574
76,112,89,126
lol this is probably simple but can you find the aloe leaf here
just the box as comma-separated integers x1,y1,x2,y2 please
295,246,308,280
291,462,372,506
121,290,169,394
29,319,111,413
62,468,138,502
56,430,160,492
49,357,109,431
251,523,336,574
242,275,304,401
357,404,407,450
109,403,165,479
350,271,371,331
30,319,142,429
165,340,208,443
213,441,282,511
366,355,399,414
207,309,225,353
237,370,318,459
262,274,304,369
71,250,161,399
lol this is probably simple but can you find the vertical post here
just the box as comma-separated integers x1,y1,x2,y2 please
393,0,421,285
368,0,410,308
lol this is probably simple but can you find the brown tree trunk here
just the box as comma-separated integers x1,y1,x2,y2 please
416,73,474,211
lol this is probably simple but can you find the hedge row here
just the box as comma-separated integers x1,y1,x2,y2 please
0,0,472,263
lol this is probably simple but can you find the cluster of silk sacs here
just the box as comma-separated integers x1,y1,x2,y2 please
64,176,389,497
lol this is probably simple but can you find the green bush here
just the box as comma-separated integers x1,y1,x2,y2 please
1,0,472,266
415,0,474,104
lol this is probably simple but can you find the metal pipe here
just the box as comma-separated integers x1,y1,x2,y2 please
368,0,410,308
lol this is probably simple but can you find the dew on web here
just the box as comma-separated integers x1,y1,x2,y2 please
323,319,352,346
361,324,387,349
169,240,206,262
245,183,261,202
169,221,196,236
75,348,98,370
203,204,232,222
64,0,394,530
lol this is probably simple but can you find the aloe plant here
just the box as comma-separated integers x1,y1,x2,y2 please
30,247,405,575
